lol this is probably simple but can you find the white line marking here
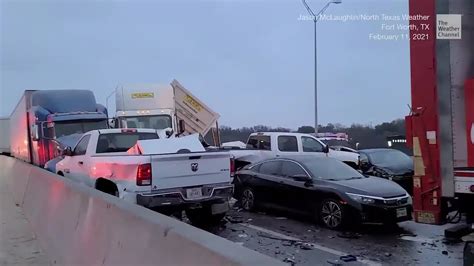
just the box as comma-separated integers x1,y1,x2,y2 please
240,223,382,266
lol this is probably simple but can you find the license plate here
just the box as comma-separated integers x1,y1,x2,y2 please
186,187,203,199
396,207,408,218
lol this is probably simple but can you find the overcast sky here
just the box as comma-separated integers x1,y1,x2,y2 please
1,0,410,129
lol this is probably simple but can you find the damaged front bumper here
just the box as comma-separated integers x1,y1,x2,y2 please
136,182,233,210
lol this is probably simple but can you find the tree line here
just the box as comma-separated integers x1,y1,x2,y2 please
212,119,406,149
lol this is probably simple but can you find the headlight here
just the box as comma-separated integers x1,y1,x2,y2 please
407,194,413,205
346,193,376,204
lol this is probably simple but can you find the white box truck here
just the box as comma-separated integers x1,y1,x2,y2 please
0,117,10,155
114,79,220,138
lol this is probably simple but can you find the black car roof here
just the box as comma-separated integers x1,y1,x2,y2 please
359,148,395,153
250,156,340,166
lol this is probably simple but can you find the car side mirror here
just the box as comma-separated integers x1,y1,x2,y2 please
165,128,174,138
31,124,40,141
61,147,73,157
292,174,310,182
108,118,116,128
323,145,329,153
178,119,186,134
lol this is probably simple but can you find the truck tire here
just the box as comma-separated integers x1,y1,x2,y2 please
185,208,225,226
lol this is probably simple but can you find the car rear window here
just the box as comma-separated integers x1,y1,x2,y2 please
247,135,271,150
96,133,159,153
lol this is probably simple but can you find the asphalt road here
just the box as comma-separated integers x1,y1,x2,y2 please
197,207,465,265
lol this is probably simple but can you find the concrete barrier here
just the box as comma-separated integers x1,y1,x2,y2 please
0,155,282,266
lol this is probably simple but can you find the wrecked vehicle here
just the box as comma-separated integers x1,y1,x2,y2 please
228,132,360,170
359,148,414,195
233,156,412,229
55,128,234,224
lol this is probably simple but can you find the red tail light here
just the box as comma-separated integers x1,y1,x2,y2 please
230,158,235,177
137,163,152,186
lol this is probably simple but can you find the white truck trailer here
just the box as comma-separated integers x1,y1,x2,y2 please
114,79,220,140
0,117,10,155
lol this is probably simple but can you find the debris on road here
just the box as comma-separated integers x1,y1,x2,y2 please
225,216,244,224
337,232,361,239
283,257,296,265
384,252,392,257
299,243,313,250
339,255,357,262
276,217,288,220
238,233,248,238
326,259,343,265
399,233,417,237
442,250,449,255
462,233,474,242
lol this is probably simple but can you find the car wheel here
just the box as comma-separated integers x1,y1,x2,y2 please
241,188,256,211
319,199,344,229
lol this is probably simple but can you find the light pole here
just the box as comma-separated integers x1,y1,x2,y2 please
301,0,342,134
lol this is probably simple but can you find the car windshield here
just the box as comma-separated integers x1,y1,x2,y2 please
368,150,412,166
119,115,172,130
54,120,108,138
96,132,159,153
302,158,364,181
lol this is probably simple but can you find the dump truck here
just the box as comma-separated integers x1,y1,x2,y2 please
114,79,220,142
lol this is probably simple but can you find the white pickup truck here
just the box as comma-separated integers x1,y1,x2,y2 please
227,132,360,169
55,128,234,224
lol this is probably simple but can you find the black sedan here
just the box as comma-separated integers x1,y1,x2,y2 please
233,156,412,229
359,149,414,195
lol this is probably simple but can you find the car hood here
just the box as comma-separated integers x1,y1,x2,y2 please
375,162,414,175
329,176,407,198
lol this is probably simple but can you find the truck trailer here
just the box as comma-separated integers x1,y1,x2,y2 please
406,0,474,224
0,117,10,155
114,79,220,139
10,90,108,167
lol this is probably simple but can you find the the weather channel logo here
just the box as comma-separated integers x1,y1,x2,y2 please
436,14,462,39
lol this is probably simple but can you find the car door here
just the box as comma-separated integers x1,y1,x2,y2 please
301,136,327,158
253,160,282,206
278,160,313,213
64,134,91,184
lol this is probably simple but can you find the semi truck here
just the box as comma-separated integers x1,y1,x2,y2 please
113,79,220,140
406,0,473,224
0,117,10,155
10,90,108,167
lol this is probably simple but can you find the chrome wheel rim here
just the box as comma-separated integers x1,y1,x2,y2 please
241,189,254,210
321,201,342,228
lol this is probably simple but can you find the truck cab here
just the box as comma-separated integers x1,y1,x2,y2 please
113,80,219,140
10,90,108,167
115,85,176,131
